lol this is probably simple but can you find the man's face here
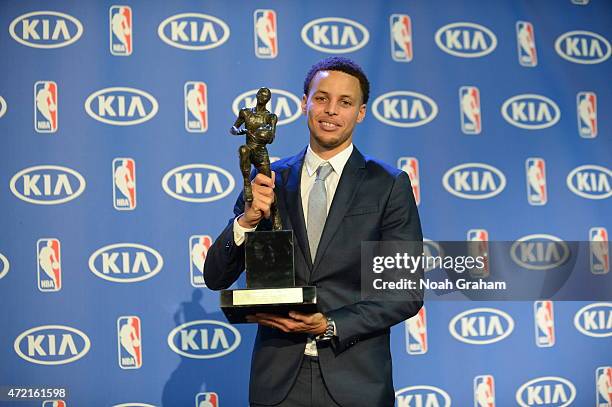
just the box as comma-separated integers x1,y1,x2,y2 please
302,70,366,154
257,89,271,105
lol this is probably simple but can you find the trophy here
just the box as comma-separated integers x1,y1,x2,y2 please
219,88,317,323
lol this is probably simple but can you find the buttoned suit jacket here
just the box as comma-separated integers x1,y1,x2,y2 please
204,146,423,407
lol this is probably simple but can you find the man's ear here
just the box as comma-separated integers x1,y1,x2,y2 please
356,104,367,123
301,94,308,115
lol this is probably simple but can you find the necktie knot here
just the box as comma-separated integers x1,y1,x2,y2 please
316,163,333,181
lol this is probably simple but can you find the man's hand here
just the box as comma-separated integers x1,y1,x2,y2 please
246,311,327,335
238,172,276,229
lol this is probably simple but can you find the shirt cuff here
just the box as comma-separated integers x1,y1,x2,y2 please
233,215,257,246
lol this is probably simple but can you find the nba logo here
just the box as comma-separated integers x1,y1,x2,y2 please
397,157,420,205
34,81,58,133
37,238,61,292
590,227,609,275
185,82,208,133
113,158,136,210
254,10,278,58
196,392,219,407
42,401,66,407
467,229,489,278
110,6,132,56
474,375,495,407
534,300,555,347
459,86,481,135
190,235,212,287
516,21,537,67
596,366,612,407
577,92,597,138
525,158,547,206
405,306,427,355
117,316,142,369
390,14,413,62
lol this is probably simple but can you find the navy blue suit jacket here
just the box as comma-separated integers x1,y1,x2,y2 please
204,146,423,406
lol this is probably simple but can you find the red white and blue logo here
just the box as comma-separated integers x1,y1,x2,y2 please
113,158,136,210
37,238,61,292
184,82,208,133
474,375,495,407
460,86,481,134
397,157,420,205
590,227,609,275
596,366,612,407
254,10,278,58
42,400,66,407
405,306,427,355
577,91,597,138
110,6,132,56
117,316,142,369
526,158,547,206
390,14,413,62
467,229,489,278
35,81,58,133
534,300,555,348
190,235,212,287
196,392,219,407
516,21,537,67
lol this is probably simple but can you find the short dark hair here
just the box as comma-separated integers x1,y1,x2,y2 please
303,57,370,104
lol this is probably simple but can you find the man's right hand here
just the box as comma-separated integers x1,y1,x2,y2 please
238,172,276,229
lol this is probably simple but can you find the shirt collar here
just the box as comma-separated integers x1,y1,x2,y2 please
305,143,353,178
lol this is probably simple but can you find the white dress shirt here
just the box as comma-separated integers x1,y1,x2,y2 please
233,143,353,355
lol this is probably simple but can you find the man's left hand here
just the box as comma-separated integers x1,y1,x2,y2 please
246,311,327,335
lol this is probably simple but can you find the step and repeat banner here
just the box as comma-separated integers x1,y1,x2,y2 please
0,0,610,406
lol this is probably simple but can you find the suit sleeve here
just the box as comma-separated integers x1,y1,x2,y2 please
202,194,248,290
326,171,424,349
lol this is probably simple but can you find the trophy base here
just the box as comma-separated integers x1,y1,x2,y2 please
220,286,317,324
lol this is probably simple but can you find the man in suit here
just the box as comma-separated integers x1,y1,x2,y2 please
204,57,423,407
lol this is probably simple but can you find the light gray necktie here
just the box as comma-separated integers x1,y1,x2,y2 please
307,162,333,262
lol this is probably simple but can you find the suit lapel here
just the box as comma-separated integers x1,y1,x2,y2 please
280,147,313,271
311,147,366,277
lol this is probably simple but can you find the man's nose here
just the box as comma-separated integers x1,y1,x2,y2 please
325,100,338,115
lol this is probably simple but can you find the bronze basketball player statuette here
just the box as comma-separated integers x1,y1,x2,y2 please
230,87,282,231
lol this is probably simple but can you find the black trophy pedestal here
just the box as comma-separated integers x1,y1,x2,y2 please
220,230,317,324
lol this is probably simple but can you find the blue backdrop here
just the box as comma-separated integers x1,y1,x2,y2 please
0,0,610,406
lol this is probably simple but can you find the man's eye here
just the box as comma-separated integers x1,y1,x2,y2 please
341,100,352,106
315,96,326,102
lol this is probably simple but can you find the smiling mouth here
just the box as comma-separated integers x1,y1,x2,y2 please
319,120,341,130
